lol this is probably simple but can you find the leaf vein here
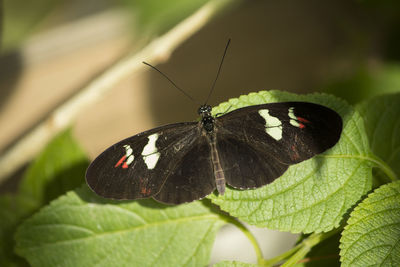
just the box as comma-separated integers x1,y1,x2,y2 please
348,244,394,266
111,206,149,224
148,224,178,266
258,161,363,222
182,222,215,266
21,214,220,250
345,221,400,259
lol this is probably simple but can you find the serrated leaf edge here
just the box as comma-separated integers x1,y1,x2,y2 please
339,181,400,265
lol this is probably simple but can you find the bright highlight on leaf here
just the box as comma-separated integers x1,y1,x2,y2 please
340,181,400,267
211,90,372,233
15,186,225,267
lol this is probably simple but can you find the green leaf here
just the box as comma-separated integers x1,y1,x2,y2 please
340,181,400,267
0,195,30,267
213,261,259,267
210,90,373,233
19,129,89,206
0,129,88,266
356,92,400,180
15,186,226,267
2,0,64,51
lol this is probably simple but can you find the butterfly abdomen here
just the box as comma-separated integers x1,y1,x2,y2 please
209,134,226,195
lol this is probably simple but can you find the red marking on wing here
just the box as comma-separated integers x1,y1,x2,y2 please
115,155,126,168
140,186,152,195
290,144,300,160
297,116,309,129
122,162,128,169
138,178,152,196
297,117,310,123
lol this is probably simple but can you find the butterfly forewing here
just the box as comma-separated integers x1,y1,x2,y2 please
86,122,199,200
215,102,342,189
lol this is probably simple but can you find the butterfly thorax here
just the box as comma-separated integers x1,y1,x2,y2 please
198,104,215,133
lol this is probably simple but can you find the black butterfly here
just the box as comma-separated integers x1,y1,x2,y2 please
86,101,342,204
86,40,342,204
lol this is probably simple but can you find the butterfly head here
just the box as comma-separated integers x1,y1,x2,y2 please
198,104,212,117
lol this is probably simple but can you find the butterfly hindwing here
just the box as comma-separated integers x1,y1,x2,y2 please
215,102,342,189
215,135,289,189
86,122,201,201
153,135,216,204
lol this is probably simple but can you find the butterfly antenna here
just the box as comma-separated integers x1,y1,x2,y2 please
143,61,199,104
204,39,231,104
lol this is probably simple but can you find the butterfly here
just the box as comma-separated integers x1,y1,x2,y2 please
85,40,342,204
86,100,342,204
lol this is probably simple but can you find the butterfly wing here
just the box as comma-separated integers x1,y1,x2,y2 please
87,102,342,203
215,136,289,189
215,102,342,189
153,134,215,204
86,122,209,201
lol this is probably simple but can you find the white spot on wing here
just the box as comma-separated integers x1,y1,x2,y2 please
126,155,134,165
258,109,283,140
124,145,133,157
288,107,300,127
141,133,161,169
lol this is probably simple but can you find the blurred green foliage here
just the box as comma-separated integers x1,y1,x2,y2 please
2,0,65,51
120,0,208,36
325,64,400,104
322,1,400,103
1,0,208,52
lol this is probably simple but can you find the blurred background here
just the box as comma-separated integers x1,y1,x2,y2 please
1,0,400,264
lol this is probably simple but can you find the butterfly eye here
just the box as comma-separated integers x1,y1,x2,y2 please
198,105,212,115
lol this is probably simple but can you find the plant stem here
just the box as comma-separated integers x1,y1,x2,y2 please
369,154,398,182
225,217,264,265
281,228,341,266
262,241,302,266
222,206,342,267
323,154,398,182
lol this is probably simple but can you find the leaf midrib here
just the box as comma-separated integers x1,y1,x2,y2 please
221,153,370,204
257,161,363,223
19,213,221,251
